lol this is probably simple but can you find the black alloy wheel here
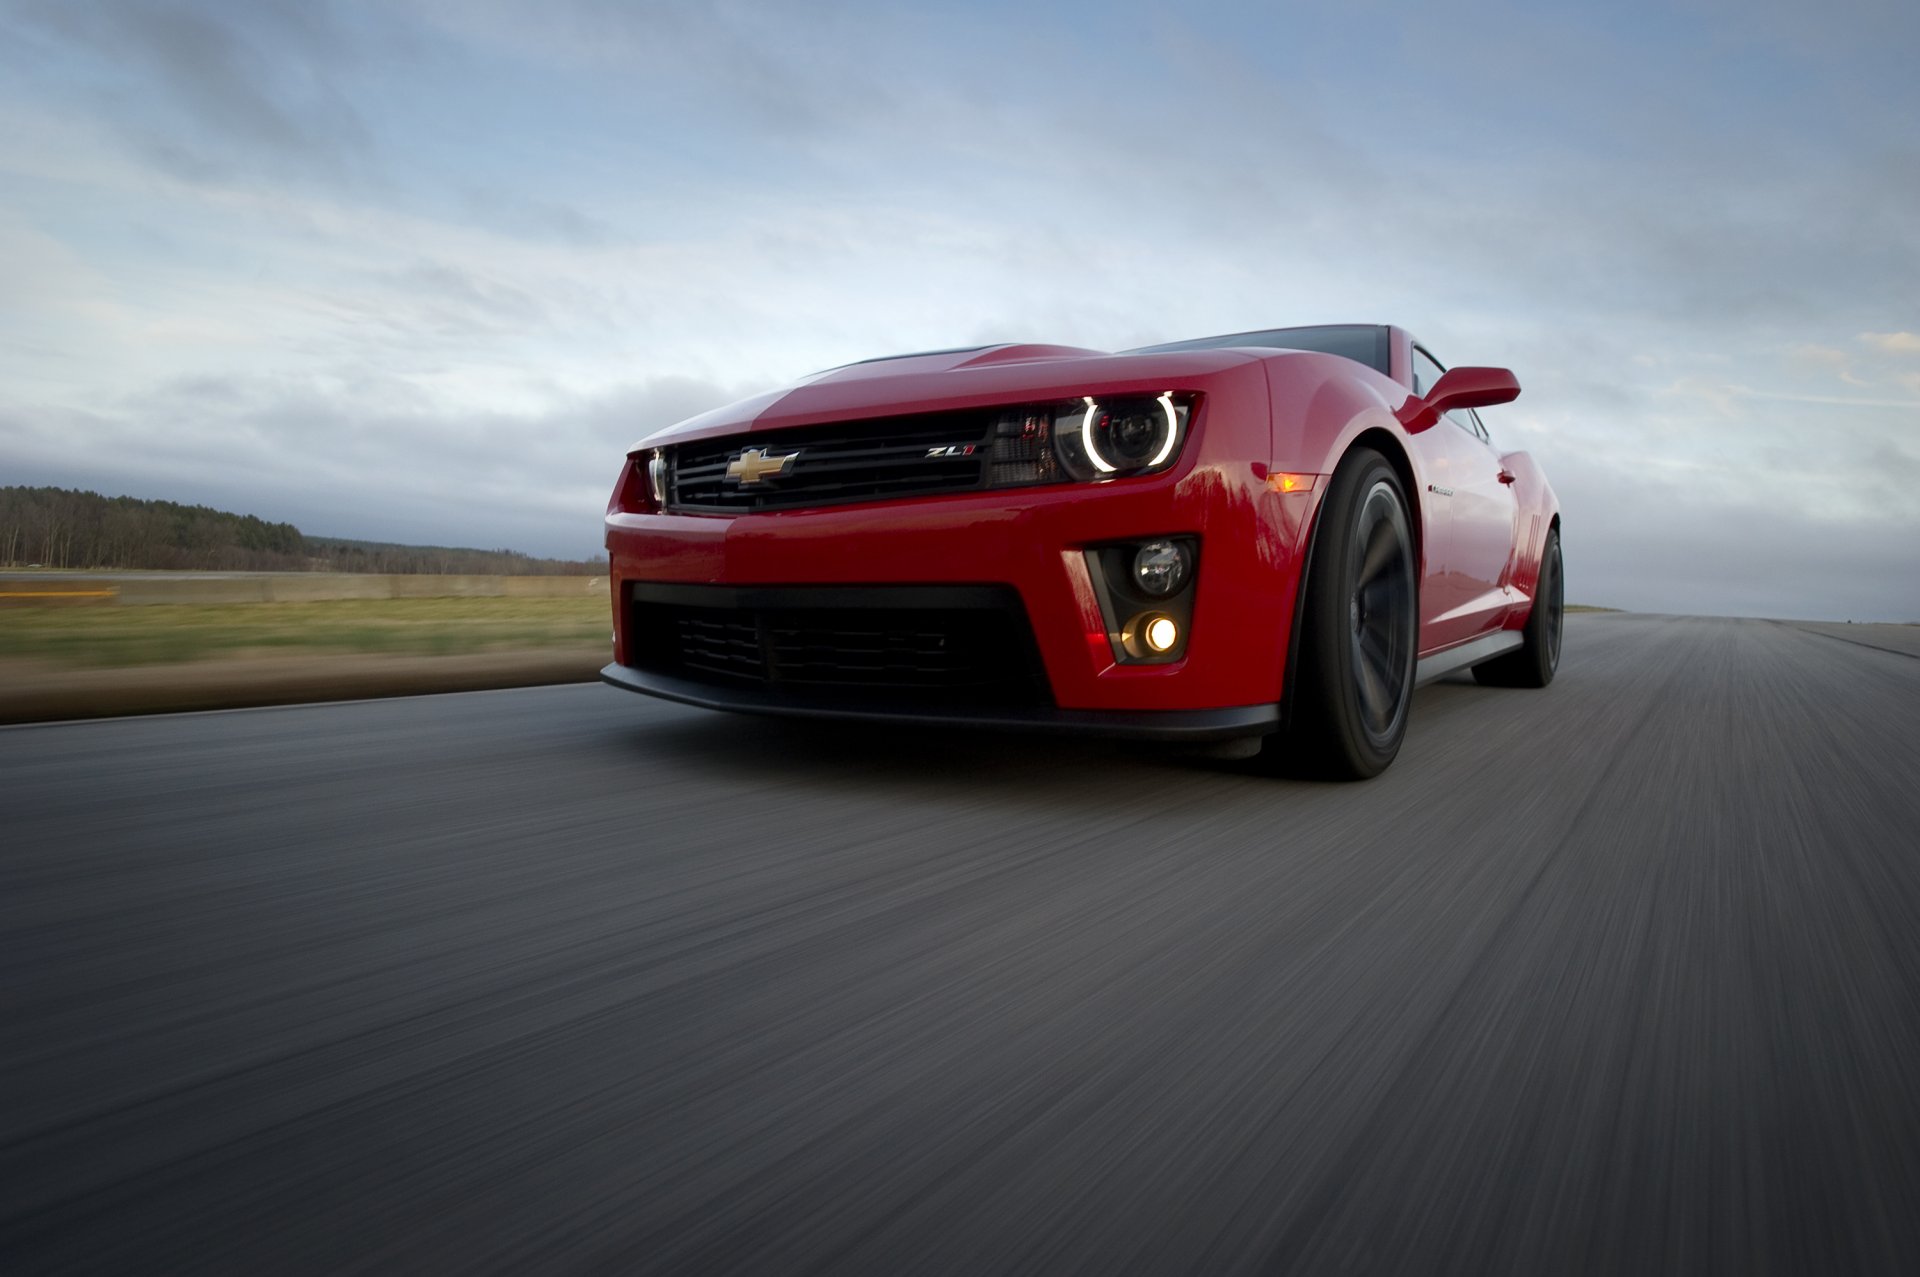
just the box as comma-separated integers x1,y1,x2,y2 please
1474,525,1562,688
1348,480,1417,744
1262,448,1418,780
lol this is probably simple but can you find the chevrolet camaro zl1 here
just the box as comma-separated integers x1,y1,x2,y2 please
602,324,1561,778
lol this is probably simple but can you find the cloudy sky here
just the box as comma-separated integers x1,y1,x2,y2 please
1,0,1915,618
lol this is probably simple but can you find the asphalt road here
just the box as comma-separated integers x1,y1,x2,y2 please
4,614,1917,1275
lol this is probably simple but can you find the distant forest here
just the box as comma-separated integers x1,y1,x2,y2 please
0,487,604,575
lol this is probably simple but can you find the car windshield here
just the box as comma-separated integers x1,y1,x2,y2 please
1128,324,1390,375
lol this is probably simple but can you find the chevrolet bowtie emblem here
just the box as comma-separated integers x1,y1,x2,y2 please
725,447,799,485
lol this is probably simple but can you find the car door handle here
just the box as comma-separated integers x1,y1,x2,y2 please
1497,469,1516,485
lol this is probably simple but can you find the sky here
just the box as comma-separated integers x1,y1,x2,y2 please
0,0,1916,619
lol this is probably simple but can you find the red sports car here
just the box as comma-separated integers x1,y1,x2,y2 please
602,324,1561,778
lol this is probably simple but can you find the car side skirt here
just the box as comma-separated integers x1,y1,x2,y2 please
601,664,1282,742
1414,630,1524,686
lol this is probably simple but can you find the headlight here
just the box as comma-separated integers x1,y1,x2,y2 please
982,392,1192,488
1050,393,1189,483
647,449,667,506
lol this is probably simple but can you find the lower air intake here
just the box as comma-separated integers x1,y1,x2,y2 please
625,583,1050,707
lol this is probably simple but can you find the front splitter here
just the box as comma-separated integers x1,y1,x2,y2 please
601,663,1281,742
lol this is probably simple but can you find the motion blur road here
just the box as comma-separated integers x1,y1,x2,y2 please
4,614,1917,1274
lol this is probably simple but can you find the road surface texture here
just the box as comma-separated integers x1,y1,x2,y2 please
4,614,1916,1275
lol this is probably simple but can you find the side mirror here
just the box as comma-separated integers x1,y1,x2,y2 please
1396,366,1520,433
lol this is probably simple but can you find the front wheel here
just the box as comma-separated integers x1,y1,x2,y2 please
1261,448,1417,780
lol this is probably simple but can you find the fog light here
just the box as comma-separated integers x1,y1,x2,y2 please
1144,615,1179,653
1133,539,1190,596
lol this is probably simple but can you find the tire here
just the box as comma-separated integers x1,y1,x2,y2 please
1260,448,1418,780
1473,526,1562,688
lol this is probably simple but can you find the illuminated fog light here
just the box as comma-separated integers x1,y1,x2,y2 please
1132,540,1190,597
1144,616,1179,653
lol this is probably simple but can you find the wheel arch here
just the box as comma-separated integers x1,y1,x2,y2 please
1277,430,1423,729
1523,512,1562,600
1346,427,1423,569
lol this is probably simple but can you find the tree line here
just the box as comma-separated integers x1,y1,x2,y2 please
0,487,604,576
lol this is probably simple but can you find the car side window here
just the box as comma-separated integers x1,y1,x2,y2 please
1411,347,1446,396
1414,346,1483,438
1469,408,1492,446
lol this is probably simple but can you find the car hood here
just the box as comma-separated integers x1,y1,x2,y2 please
629,343,1268,452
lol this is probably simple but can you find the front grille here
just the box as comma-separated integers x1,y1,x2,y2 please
669,413,992,513
626,584,1050,706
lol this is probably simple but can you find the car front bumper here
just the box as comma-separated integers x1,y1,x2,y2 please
606,458,1314,717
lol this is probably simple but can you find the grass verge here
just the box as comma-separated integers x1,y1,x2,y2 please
0,596,612,669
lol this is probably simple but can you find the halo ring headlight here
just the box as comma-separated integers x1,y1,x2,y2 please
1080,398,1116,474
1147,394,1179,467
1065,393,1187,480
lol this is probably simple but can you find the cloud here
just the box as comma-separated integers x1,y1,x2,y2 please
8,0,374,185
1792,344,1851,368
1562,484,1920,622
0,372,743,557
1729,387,1920,410
1549,454,1920,621
0,0,1915,617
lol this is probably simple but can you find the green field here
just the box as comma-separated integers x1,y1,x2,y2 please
0,596,611,668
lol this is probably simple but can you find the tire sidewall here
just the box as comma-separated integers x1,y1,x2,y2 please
1296,450,1417,778
1531,528,1562,684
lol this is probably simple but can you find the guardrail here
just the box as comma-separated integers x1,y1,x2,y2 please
0,574,608,607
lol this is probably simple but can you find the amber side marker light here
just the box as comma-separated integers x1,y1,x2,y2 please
1267,472,1319,494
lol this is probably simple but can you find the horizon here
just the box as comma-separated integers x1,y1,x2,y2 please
2,0,1916,621
0,481,604,566
7,481,1912,625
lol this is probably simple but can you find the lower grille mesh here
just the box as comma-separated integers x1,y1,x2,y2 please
626,585,1049,706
